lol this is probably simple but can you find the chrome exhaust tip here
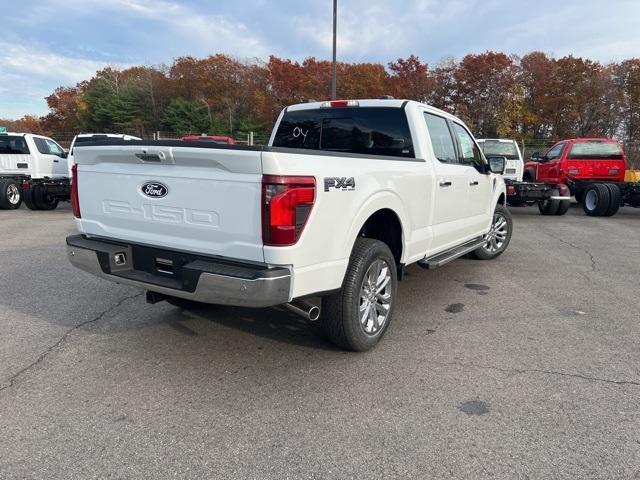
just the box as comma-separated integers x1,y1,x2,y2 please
285,300,321,321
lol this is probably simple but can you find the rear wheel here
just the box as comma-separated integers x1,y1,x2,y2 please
603,183,621,217
0,179,22,210
23,188,39,210
538,188,560,215
321,238,397,351
472,204,513,260
583,184,610,216
32,185,59,210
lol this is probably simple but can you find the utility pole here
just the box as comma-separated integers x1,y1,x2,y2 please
331,0,337,100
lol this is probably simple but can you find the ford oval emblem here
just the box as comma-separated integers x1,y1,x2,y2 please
141,182,168,198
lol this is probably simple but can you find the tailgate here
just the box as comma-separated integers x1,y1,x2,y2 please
74,145,265,262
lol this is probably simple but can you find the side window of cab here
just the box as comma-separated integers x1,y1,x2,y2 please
423,112,457,163
451,122,485,173
545,143,565,161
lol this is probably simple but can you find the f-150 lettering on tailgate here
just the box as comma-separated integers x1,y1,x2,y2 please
102,200,220,228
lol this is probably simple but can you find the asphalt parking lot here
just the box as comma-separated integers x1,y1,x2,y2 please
1,203,639,479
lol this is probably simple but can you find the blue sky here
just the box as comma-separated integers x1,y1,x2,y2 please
1,0,638,119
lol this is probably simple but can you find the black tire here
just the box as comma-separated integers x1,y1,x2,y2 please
574,190,585,204
321,238,397,352
582,184,610,217
538,188,560,215
32,185,59,210
22,188,39,210
555,200,570,216
523,169,536,182
0,179,23,210
603,183,621,217
472,204,513,260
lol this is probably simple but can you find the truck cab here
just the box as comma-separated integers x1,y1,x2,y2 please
477,138,524,182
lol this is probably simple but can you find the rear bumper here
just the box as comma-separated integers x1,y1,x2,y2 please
66,234,292,308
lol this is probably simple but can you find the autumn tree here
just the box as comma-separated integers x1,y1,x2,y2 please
453,51,517,137
388,55,431,101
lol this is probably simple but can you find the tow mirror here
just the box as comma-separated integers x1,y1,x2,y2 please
487,156,506,175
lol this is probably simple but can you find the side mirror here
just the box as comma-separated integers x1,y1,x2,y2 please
531,151,541,161
487,156,506,175
60,151,68,159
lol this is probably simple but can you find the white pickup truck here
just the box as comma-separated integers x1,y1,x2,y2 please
67,99,512,351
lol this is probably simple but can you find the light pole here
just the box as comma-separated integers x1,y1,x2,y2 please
331,0,337,100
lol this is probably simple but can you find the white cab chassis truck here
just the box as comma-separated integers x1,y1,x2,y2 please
0,132,141,211
0,132,69,210
67,99,512,351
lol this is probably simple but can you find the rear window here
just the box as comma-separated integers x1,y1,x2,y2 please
272,107,414,158
0,135,30,154
479,141,520,160
568,142,623,159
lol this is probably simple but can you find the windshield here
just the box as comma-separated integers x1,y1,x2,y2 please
273,107,415,158
568,142,623,159
479,141,520,160
0,135,30,154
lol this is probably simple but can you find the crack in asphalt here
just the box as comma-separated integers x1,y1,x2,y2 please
0,291,143,394
440,361,640,387
544,231,598,273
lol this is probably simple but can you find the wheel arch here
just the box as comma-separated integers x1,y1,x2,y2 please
345,192,409,266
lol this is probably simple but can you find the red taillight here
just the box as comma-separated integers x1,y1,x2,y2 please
262,175,315,246
507,185,516,195
71,164,80,218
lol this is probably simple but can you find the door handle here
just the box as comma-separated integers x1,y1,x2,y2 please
53,159,59,163
469,180,479,186
439,181,452,187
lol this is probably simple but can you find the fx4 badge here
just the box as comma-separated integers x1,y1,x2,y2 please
324,177,356,192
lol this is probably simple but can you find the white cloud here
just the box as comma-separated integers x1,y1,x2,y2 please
0,42,119,85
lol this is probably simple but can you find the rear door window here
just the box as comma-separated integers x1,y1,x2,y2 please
423,113,457,163
568,142,623,159
0,135,30,154
273,107,414,158
479,141,520,160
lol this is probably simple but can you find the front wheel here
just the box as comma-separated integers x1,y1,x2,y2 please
321,238,397,351
472,204,513,260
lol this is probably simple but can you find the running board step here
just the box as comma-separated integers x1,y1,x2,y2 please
417,237,486,270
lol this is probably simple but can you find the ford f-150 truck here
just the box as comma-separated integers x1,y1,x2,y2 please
66,99,512,351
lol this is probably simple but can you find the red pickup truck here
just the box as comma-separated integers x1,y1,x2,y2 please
524,138,640,216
